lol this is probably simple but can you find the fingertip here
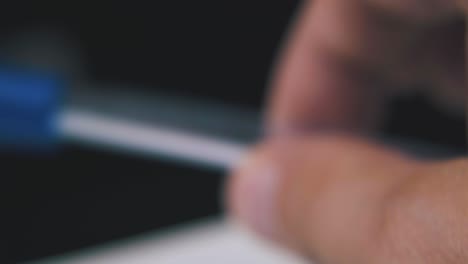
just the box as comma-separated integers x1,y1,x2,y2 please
226,145,285,242
226,135,422,262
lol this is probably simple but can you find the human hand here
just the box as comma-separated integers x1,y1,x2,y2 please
228,1,467,263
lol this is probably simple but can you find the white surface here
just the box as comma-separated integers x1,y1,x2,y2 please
59,109,246,169
39,220,307,264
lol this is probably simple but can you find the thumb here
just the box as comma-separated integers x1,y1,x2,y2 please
227,135,468,263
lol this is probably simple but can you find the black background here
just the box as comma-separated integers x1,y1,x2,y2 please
0,1,465,263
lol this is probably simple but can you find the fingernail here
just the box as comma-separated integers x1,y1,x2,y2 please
231,154,282,240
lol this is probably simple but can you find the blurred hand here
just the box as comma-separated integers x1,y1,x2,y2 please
228,1,467,263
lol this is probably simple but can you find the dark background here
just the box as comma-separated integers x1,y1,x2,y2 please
0,1,465,263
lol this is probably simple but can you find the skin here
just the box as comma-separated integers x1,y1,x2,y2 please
228,0,467,263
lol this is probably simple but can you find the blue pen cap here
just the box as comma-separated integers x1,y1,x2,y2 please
0,66,63,148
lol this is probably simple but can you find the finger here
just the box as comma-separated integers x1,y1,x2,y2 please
368,0,461,20
228,136,468,263
267,0,464,133
423,19,466,115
